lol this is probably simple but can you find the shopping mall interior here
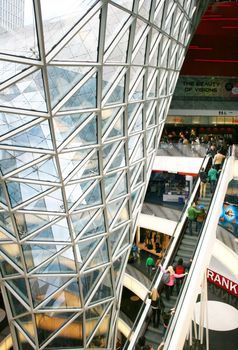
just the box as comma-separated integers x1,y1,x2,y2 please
0,0,237,350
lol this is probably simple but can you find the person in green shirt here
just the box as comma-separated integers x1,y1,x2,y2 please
208,166,218,193
146,255,155,276
187,202,201,235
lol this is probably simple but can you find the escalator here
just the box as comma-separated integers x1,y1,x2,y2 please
124,148,234,350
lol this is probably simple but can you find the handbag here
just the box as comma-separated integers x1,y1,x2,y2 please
162,272,170,284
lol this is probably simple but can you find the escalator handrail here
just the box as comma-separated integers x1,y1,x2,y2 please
162,148,233,349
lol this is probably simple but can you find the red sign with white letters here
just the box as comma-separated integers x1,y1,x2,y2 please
207,269,238,297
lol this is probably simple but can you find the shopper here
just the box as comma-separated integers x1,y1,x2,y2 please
146,255,155,276
213,150,225,171
149,288,164,327
196,205,207,232
159,265,187,300
187,202,201,235
208,166,218,193
199,167,208,198
174,258,186,295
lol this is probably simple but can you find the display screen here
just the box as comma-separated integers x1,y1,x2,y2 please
219,203,238,237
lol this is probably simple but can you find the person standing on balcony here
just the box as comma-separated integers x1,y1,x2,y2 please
146,255,155,276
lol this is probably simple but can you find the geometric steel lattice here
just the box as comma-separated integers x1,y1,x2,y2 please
0,0,207,349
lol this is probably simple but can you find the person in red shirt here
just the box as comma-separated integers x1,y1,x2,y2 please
159,264,187,300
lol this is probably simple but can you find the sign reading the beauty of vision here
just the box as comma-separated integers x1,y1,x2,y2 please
173,76,238,98
207,269,238,297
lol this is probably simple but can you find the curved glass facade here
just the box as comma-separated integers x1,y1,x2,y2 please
0,0,207,349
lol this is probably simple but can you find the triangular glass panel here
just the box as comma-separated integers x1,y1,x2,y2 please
7,278,28,303
13,157,59,183
103,110,124,141
0,69,47,111
102,141,125,171
0,0,39,59
69,150,99,181
71,209,98,237
0,150,44,176
107,198,125,226
54,11,100,62
0,258,20,277
35,311,76,346
73,182,102,210
23,243,67,272
59,149,99,181
85,302,110,342
0,230,12,241
130,161,144,189
41,279,82,310
90,271,113,303
6,182,53,208
109,225,129,255
24,189,65,212
44,313,83,349
102,66,123,99
115,227,130,255
0,212,15,237
138,0,151,19
78,213,106,241
145,100,156,126
111,0,133,11
64,115,97,149
14,212,58,238
129,75,144,101
104,74,125,106
127,102,142,126
128,108,142,134
106,172,128,201
47,66,92,108
81,267,106,302
65,180,94,209
129,67,144,96
101,107,121,136
112,251,128,287
0,184,7,206
87,308,111,348
110,200,129,229
0,111,36,137
104,4,130,51
54,112,92,146
34,247,76,274
76,237,102,267
129,134,144,163
41,0,95,54
1,120,53,150
146,128,156,153
133,19,147,52
60,72,97,111
131,187,143,212
16,315,35,342
132,35,147,65
0,61,30,84
84,240,109,270
29,275,72,307
104,171,125,198
30,218,71,242
15,324,35,349
6,290,28,317
0,243,23,268
105,27,130,63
